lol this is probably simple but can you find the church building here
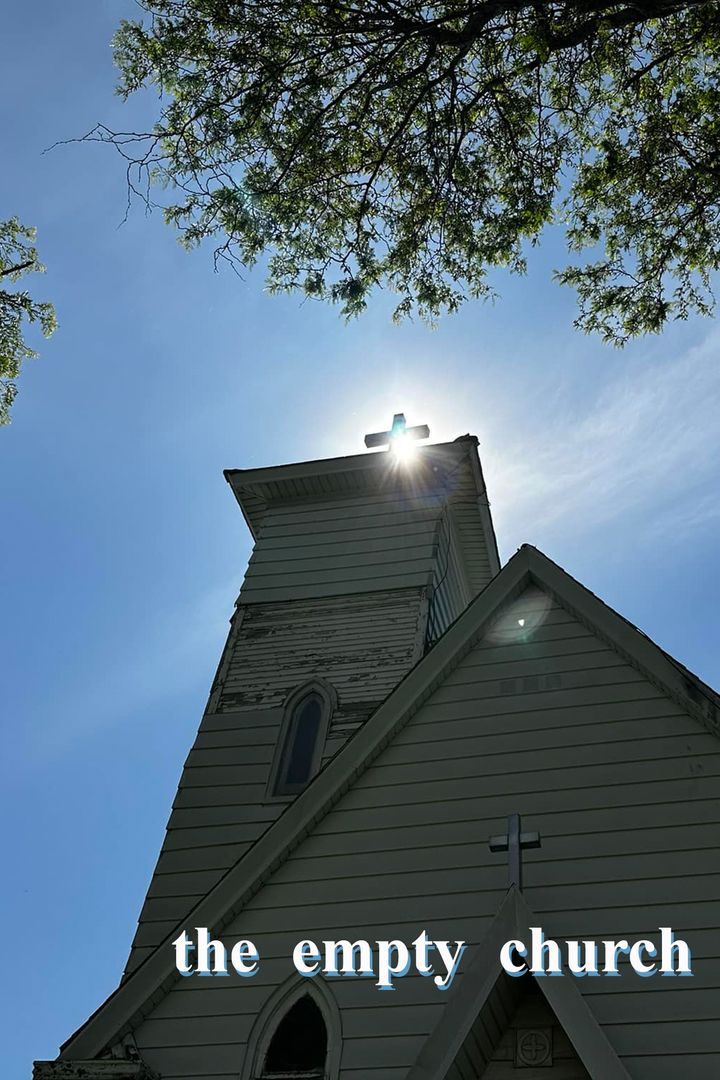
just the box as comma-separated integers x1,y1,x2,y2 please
35,417,720,1079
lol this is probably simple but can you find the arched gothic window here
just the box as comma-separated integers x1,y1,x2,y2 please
243,979,342,1080
261,995,327,1077
269,682,334,799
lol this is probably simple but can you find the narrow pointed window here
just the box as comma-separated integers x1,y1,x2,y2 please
262,995,327,1077
271,687,331,798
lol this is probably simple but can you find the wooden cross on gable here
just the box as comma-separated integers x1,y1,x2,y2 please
364,412,430,449
489,813,541,891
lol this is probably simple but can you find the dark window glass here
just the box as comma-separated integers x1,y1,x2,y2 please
264,996,327,1073
284,695,322,786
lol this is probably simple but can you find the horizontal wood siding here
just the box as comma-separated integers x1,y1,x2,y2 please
132,584,720,1077
125,589,427,977
237,452,494,606
238,491,441,603
123,706,286,977
445,456,495,596
426,509,472,647
218,589,424,716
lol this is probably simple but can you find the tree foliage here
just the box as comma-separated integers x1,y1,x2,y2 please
0,218,56,424
102,0,720,341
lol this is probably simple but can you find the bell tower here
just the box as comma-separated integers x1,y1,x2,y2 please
123,421,499,976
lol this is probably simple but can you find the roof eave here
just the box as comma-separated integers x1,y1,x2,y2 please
223,439,477,536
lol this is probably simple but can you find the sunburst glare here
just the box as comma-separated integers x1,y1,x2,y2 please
391,430,418,463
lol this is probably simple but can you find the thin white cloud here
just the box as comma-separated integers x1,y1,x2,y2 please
484,327,720,553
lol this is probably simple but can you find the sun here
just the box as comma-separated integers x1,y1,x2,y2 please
390,430,418,463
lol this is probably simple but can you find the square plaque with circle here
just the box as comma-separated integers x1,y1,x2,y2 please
515,1027,553,1068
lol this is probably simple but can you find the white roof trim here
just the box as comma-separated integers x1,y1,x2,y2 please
465,440,501,578
407,887,631,1080
224,438,480,539
61,545,718,1059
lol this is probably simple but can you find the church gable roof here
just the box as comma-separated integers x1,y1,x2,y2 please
60,545,719,1060
408,888,630,1080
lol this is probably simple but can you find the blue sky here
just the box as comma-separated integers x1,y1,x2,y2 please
2,3,719,1075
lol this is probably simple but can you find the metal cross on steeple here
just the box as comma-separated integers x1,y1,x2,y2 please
364,412,430,449
489,813,541,891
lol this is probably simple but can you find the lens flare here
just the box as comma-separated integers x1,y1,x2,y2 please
391,431,418,463
483,594,553,645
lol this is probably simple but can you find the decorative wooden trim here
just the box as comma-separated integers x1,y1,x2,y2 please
444,507,473,608
407,890,520,1080
33,1063,158,1080
225,440,474,537
407,887,631,1080
465,439,502,579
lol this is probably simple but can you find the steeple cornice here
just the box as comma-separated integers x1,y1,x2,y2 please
224,437,479,539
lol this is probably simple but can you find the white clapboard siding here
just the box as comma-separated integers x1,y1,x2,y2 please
445,461,495,596
237,451,495,606
124,706,285,976
131,584,720,1078
121,449,495,976
239,492,440,603
124,585,426,976
426,509,472,645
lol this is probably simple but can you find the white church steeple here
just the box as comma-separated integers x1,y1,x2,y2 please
123,426,499,975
